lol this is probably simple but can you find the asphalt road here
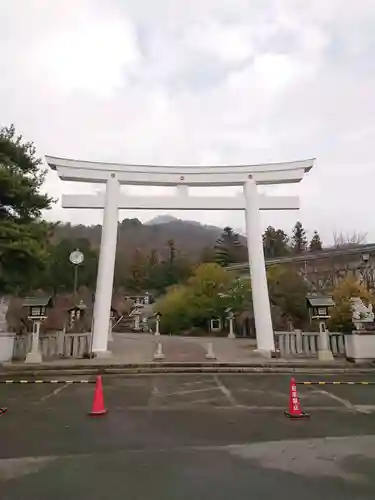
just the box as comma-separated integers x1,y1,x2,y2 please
1,373,375,499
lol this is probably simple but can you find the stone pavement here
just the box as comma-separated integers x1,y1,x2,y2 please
110,332,258,363
1,373,375,499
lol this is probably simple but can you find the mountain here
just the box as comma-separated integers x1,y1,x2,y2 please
146,215,177,225
52,216,236,261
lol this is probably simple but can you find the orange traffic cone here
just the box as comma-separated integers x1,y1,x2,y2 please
88,376,107,416
0,407,7,416
284,377,310,419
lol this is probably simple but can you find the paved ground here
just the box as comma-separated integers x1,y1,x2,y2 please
109,333,257,362
1,373,375,499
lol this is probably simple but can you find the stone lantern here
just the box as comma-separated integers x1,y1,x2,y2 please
68,300,87,330
23,296,53,363
306,294,335,361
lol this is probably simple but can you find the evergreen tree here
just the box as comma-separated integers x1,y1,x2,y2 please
291,221,307,254
309,230,323,252
0,125,54,292
214,227,246,267
262,226,290,258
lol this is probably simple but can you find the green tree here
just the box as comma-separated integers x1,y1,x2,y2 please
40,238,98,293
167,239,176,263
199,246,216,263
262,226,290,258
309,230,323,252
126,248,149,292
156,263,250,332
148,249,159,267
145,240,192,294
156,285,192,333
267,265,309,328
0,125,54,292
214,226,246,267
291,221,307,254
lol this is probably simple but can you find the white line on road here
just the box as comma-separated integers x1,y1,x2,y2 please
163,387,220,397
39,383,70,402
313,389,356,411
213,375,237,407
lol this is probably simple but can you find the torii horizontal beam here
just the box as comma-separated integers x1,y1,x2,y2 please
61,193,300,211
46,155,315,186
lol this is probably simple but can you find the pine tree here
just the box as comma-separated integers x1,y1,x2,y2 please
262,226,290,258
309,230,323,252
214,227,245,267
291,221,307,254
0,125,54,292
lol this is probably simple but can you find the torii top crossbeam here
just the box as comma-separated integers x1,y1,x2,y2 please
46,156,314,186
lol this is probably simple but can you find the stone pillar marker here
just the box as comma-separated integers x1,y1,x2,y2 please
25,320,42,363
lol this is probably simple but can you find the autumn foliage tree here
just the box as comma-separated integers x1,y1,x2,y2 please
328,277,375,332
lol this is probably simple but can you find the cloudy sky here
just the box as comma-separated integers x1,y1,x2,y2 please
2,0,375,244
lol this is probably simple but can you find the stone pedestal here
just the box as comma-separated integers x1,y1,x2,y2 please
25,320,42,364
154,318,160,336
318,321,333,361
227,317,235,339
345,333,375,362
25,350,42,364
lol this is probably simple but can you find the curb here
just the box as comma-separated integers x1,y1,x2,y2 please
0,365,375,377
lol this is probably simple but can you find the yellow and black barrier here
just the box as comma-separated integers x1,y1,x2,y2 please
0,379,94,384
297,381,375,385
0,379,374,385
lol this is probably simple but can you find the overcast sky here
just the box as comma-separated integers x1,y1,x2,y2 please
2,0,375,244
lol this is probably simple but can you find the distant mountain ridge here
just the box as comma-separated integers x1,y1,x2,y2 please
53,215,246,261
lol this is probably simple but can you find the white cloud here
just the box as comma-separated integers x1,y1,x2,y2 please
37,19,141,96
183,21,254,63
2,0,375,244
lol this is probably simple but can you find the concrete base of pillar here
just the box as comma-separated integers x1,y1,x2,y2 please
25,351,42,364
228,332,236,339
318,349,334,361
253,349,273,359
153,353,165,360
93,350,112,359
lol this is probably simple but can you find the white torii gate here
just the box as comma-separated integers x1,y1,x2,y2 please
46,155,314,357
